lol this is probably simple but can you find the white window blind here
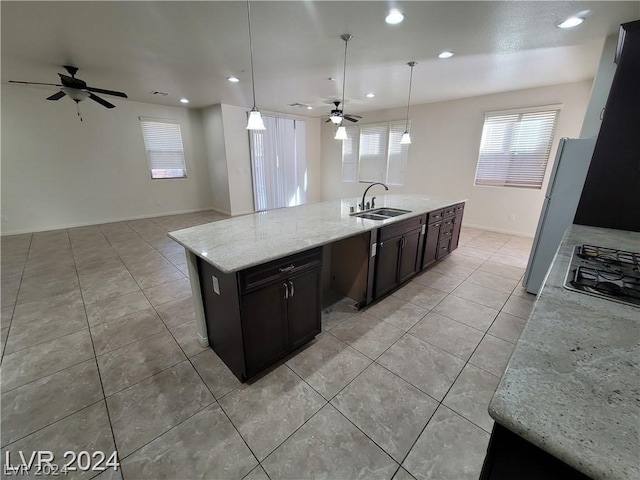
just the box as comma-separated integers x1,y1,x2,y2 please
474,107,560,188
249,115,307,211
341,120,409,185
140,118,186,179
341,125,359,183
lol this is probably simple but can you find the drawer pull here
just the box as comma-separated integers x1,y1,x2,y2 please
283,283,289,299
289,280,295,298
279,264,295,273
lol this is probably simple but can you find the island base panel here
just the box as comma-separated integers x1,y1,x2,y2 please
480,423,593,480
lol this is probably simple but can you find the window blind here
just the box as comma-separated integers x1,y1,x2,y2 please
341,125,359,183
387,121,410,186
140,118,186,179
249,115,307,211
358,122,389,183
475,108,560,188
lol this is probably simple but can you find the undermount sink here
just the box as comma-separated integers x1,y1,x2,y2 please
351,207,411,220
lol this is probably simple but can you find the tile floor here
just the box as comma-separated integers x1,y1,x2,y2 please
1,214,536,480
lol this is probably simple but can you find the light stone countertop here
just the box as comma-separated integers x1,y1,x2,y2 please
489,224,640,480
168,194,465,274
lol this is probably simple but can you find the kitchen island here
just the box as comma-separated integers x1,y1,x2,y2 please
168,194,465,380
484,224,640,480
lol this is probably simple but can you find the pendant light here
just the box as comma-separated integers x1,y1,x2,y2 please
245,0,265,130
334,34,352,141
400,61,417,144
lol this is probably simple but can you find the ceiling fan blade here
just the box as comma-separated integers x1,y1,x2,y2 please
344,114,362,118
343,116,359,123
9,80,62,87
58,73,86,89
324,119,332,123
46,91,66,101
88,93,115,109
86,86,128,98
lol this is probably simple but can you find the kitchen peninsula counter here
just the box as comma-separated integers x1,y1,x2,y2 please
168,194,465,274
488,224,640,480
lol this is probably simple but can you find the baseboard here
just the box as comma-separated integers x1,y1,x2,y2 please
463,223,535,238
1,207,216,237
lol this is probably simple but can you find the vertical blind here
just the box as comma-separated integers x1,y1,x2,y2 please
341,120,409,185
139,117,187,179
474,107,560,188
249,115,307,211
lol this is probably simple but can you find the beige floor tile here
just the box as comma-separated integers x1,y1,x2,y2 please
432,295,499,332
142,277,191,306
466,270,521,294
85,290,152,326
469,334,515,377
413,270,463,293
329,312,404,360
90,307,166,355
488,312,526,343
365,295,428,331
393,282,448,311
451,281,509,310
191,349,242,400
409,312,484,361
502,294,536,320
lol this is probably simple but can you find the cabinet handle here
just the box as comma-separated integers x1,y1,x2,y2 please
289,280,295,297
279,265,295,273
283,283,289,299
434,223,440,227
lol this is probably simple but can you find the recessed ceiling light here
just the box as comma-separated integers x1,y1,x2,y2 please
438,51,454,59
179,98,189,104
385,8,404,25
227,76,240,83
306,106,313,110
366,93,376,98
558,16,584,28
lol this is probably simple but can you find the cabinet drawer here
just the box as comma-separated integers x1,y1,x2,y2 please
454,203,465,214
439,227,453,241
440,217,455,231
379,216,425,242
437,238,451,259
427,209,444,224
239,247,322,293
443,205,457,218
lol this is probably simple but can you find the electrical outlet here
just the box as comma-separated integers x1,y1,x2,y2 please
212,275,220,295
155,199,161,207
509,213,516,222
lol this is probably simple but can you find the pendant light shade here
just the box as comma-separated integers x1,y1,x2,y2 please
401,61,417,145
329,114,343,125
247,108,266,130
334,125,347,140
245,0,264,130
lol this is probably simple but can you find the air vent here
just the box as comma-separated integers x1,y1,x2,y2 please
289,102,313,110
151,91,169,96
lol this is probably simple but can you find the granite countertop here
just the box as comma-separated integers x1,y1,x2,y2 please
489,224,640,480
168,194,465,273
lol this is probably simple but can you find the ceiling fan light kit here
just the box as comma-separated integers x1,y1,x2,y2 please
400,61,417,145
245,0,265,130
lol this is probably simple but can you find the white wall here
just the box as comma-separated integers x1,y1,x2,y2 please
321,80,592,236
1,84,213,235
201,104,232,215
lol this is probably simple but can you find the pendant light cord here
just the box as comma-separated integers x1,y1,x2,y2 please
341,37,348,118
405,61,416,132
247,0,257,109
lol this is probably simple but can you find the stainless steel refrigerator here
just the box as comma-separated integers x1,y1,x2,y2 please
523,138,597,295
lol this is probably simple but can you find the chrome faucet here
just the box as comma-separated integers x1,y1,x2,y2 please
360,182,389,210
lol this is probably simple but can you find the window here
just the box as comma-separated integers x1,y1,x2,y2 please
139,117,187,179
474,105,561,188
341,120,409,185
249,115,306,211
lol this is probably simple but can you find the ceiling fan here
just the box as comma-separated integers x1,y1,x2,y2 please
9,65,128,118
325,100,362,124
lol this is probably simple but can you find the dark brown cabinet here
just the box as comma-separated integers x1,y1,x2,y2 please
374,216,424,299
198,248,322,381
421,203,465,270
574,20,640,232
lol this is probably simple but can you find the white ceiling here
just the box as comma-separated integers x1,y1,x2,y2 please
2,1,638,118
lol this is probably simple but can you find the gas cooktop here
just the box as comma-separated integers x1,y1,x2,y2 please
564,244,640,308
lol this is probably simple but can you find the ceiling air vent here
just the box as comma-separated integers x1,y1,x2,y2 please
289,102,313,109
150,90,169,96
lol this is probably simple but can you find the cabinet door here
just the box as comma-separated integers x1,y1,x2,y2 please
398,228,422,284
450,213,463,251
287,268,322,350
240,282,288,377
422,222,441,270
375,235,402,298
